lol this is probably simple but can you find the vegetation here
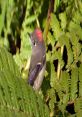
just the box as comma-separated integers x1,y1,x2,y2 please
0,0,82,116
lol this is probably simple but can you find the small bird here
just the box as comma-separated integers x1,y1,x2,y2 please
28,28,46,91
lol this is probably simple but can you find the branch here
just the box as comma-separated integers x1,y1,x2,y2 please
44,0,54,42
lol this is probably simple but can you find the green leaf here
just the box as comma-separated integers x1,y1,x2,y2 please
68,21,82,40
59,12,67,30
70,67,78,100
79,64,82,97
50,62,57,88
60,71,70,104
0,47,49,117
50,13,62,40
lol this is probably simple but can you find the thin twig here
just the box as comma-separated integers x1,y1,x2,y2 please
43,0,54,42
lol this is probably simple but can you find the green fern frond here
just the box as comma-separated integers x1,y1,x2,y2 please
50,62,57,88
0,0,7,36
50,13,62,40
74,98,82,115
70,67,78,100
59,71,70,104
79,64,82,97
68,21,82,40
70,32,81,62
59,12,67,30
59,33,73,69
0,47,49,117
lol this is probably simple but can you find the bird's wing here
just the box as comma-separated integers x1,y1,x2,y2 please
28,63,42,85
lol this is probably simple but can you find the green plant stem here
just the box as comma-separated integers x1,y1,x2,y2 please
57,46,64,79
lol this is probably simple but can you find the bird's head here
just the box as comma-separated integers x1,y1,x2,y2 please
30,28,43,47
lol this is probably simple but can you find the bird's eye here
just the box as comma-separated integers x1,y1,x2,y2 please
33,41,36,46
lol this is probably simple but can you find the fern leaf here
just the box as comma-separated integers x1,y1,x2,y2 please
69,32,81,62
0,47,49,117
73,11,82,25
60,71,70,104
68,21,82,40
79,64,82,97
50,13,62,40
59,33,73,69
50,62,57,88
70,67,78,100
59,12,67,30
0,1,7,35
74,98,82,115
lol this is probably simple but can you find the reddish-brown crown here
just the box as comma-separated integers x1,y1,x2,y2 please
35,28,43,42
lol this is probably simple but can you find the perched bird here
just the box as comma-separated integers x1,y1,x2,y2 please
28,28,46,91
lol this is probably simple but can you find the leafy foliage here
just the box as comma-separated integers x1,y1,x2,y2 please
0,0,82,116
0,47,49,117
45,0,82,116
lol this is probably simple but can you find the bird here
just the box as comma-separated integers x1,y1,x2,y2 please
28,28,46,91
